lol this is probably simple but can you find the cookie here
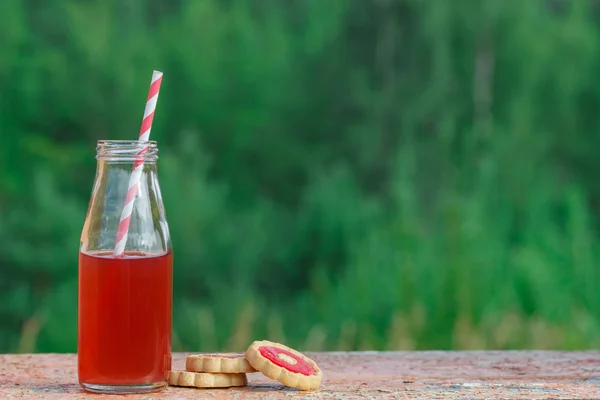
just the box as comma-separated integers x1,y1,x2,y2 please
168,370,247,388
186,353,257,373
245,340,322,391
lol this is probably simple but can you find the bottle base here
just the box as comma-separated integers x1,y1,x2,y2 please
80,381,167,394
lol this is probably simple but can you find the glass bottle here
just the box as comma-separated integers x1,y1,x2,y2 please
78,140,172,394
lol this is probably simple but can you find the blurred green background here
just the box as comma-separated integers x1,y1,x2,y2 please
2,0,600,354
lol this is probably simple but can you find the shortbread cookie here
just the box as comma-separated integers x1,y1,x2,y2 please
246,340,322,391
186,353,257,373
168,370,247,388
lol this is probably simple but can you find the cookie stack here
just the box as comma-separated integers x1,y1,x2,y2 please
168,340,323,391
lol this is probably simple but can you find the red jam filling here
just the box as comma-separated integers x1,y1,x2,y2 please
258,346,315,376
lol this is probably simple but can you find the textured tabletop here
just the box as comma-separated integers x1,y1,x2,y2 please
1,351,599,399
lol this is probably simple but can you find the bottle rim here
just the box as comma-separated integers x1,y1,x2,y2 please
96,140,159,162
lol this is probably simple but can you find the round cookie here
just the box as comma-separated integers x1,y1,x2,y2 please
186,353,257,373
168,370,247,388
245,340,322,391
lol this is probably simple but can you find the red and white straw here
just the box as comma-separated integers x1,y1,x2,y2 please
114,70,163,257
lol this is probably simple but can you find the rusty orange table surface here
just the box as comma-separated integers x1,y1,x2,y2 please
1,351,599,399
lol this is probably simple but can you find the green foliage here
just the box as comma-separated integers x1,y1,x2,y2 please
1,0,600,353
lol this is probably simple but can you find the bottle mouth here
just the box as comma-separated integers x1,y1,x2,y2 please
96,140,158,162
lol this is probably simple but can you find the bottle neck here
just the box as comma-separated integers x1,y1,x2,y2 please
81,140,169,255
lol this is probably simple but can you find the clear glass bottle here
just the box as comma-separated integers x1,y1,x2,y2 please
78,140,172,394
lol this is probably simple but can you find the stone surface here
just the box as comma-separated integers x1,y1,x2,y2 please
1,351,599,399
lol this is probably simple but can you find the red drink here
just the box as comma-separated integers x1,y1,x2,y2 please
78,251,172,386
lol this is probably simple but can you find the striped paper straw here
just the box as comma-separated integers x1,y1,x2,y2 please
113,70,163,257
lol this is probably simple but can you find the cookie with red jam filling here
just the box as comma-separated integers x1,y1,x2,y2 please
245,340,322,391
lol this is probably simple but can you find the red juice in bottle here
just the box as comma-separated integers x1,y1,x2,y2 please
79,140,172,394
78,251,173,386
